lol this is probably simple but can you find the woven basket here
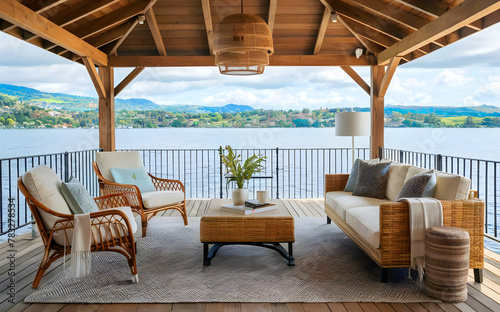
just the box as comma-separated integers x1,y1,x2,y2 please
425,226,470,302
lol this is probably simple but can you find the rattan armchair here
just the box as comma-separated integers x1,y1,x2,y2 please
93,151,188,237
18,177,138,289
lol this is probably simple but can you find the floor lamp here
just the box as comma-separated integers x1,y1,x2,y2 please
335,112,371,167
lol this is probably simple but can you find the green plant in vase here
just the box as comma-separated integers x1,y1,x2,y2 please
219,145,266,205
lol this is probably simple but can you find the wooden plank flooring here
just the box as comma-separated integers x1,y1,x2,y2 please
2,199,500,312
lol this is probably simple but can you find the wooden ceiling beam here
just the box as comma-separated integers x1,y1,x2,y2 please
377,0,500,65
379,57,401,97
268,0,278,34
67,0,155,42
145,7,166,56
201,0,214,55
313,7,331,55
109,55,377,67
337,16,384,55
109,17,141,56
1,0,67,32
85,20,138,49
0,0,107,66
115,66,145,96
83,57,106,99
320,0,410,41
340,65,370,95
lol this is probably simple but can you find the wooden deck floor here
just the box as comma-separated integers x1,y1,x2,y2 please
2,199,500,312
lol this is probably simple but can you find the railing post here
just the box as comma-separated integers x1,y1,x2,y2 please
276,147,279,199
64,152,69,182
219,151,223,199
436,154,443,171
399,150,404,163
378,147,383,160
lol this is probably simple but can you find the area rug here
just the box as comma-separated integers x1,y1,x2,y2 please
25,217,435,303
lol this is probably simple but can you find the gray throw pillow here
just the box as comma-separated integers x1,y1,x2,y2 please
61,177,99,214
352,161,391,199
396,171,436,201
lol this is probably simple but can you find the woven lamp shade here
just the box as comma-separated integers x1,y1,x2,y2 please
213,14,274,75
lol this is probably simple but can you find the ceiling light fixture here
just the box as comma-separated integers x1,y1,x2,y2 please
331,12,338,23
213,0,274,75
355,48,364,59
137,15,145,25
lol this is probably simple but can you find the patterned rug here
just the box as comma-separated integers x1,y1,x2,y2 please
25,217,435,303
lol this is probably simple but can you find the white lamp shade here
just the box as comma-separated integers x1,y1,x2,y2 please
335,112,370,136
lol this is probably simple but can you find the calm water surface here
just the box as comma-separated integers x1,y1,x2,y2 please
1,127,499,160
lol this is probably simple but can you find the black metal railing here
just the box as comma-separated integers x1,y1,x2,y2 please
0,149,101,236
0,147,369,237
381,147,500,239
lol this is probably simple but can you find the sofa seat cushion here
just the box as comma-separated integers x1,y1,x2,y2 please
142,191,184,209
22,165,72,230
346,206,380,249
325,191,388,220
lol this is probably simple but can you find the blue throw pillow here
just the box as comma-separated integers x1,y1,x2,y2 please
61,177,100,214
344,159,362,192
110,167,156,193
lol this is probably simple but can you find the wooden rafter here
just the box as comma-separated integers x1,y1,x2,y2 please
85,20,138,49
379,57,401,97
313,8,331,55
0,0,67,32
0,0,107,66
339,65,370,95
268,0,278,34
26,0,121,43
145,8,166,56
109,17,141,56
83,57,106,99
201,0,214,55
378,0,500,65
115,67,145,96
337,16,384,55
109,55,376,67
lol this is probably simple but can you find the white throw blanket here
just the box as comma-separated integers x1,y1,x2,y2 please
71,213,92,278
400,198,443,282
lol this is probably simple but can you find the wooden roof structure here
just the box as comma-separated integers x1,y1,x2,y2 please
1,0,500,154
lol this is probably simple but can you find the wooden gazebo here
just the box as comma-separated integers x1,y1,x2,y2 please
1,0,500,157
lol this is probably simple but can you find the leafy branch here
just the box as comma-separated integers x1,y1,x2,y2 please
219,145,267,189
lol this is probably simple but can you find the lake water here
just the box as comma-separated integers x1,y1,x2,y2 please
1,127,499,160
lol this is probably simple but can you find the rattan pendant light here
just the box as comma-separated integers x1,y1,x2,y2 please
213,2,274,75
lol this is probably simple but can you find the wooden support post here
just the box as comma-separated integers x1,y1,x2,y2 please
98,66,115,151
370,65,385,159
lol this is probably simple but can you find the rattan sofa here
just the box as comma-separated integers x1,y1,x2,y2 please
324,163,484,283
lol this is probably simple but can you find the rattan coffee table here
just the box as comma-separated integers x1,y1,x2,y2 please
200,198,295,266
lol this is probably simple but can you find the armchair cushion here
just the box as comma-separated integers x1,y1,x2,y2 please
61,177,100,214
142,191,184,209
22,165,72,229
110,167,156,193
96,151,144,182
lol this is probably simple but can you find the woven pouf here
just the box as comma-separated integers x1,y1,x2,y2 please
425,226,470,302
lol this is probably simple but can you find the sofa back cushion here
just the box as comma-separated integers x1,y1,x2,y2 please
22,165,72,229
434,171,470,200
386,164,411,201
96,151,144,182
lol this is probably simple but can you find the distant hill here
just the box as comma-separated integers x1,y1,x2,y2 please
0,84,254,113
384,105,500,117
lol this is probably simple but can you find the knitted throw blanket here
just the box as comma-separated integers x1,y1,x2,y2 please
71,213,92,278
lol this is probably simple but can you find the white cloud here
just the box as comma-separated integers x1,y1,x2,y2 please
434,69,475,87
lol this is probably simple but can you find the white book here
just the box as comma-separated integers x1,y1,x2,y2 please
221,203,276,215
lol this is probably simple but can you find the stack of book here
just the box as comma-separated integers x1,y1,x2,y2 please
221,200,276,215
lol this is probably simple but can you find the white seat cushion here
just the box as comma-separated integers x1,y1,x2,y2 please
346,206,380,249
22,165,72,229
96,151,144,182
325,191,388,220
385,164,411,201
434,171,471,200
142,191,184,209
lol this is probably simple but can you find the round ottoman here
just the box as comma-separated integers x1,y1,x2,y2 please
425,226,470,302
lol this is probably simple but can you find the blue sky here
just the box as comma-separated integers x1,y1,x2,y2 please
1,23,499,110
